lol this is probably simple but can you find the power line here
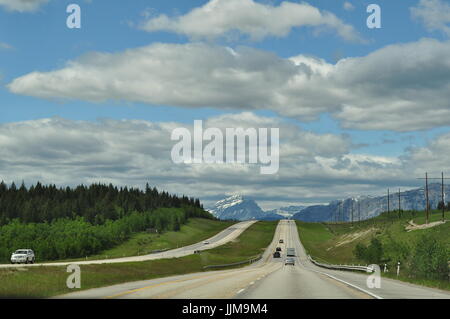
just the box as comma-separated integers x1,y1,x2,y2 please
387,188,390,216
397,188,407,219
417,172,449,224
358,201,361,222
351,200,354,226
441,172,446,222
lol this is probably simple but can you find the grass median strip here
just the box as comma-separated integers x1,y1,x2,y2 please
0,221,277,298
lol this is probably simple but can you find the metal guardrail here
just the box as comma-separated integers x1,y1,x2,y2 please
203,255,262,270
308,255,373,272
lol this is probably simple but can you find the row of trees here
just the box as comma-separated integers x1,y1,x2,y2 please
0,206,210,262
354,234,448,280
437,201,450,211
0,182,204,226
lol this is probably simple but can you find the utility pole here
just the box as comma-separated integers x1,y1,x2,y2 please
337,201,341,223
442,172,445,222
358,201,361,222
366,201,369,222
417,172,448,224
388,188,391,215
351,201,354,226
397,189,407,219
426,173,429,224
387,188,390,216
335,202,339,223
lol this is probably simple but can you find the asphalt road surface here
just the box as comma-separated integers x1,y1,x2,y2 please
0,220,256,269
57,220,450,299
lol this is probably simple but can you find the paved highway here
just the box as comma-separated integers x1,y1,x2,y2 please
57,220,450,299
240,220,450,299
0,220,256,269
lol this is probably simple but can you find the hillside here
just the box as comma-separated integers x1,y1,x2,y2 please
297,209,450,290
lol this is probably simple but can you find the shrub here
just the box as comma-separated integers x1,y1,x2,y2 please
410,233,449,280
353,237,384,264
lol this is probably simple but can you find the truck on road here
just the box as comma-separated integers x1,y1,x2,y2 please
286,248,295,257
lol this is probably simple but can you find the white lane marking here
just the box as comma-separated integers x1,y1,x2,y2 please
249,281,255,285
310,269,383,299
237,289,245,294
289,220,383,300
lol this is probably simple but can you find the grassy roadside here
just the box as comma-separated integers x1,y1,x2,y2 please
0,221,278,298
46,218,235,263
296,210,450,291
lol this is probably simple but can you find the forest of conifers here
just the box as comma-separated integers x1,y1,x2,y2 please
0,182,212,262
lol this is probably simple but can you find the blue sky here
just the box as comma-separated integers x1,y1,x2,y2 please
1,0,447,155
1,0,450,208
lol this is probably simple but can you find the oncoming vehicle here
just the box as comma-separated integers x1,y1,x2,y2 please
11,249,35,264
203,241,210,245
279,239,284,244
285,257,295,266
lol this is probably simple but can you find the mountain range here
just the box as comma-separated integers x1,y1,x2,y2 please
207,194,289,221
208,184,449,222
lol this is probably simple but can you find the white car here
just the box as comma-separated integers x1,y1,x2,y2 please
203,241,210,245
11,249,35,264
285,257,295,266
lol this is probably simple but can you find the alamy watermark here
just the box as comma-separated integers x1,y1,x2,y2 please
65,3,380,30
66,4,81,29
367,4,381,29
171,120,279,175
366,264,381,289
66,264,81,289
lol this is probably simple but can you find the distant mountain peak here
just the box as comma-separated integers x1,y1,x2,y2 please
208,196,307,221
208,194,265,221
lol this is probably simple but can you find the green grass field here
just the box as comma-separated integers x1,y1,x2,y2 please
296,209,450,290
0,221,278,298
43,218,234,263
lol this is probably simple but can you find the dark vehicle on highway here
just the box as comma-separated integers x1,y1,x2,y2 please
276,247,282,252
279,239,284,243
273,251,281,258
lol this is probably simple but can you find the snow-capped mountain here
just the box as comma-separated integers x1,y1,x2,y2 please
208,195,284,220
264,206,306,218
293,183,450,222
208,194,267,221
208,195,304,221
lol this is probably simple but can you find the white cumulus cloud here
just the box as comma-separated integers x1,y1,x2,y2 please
0,0,49,12
7,39,450,132
0,113,446,209
343,2,355,12
411,0,450,36
141,0,363,42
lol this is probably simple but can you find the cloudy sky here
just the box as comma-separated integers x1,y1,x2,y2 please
1,0,450,209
